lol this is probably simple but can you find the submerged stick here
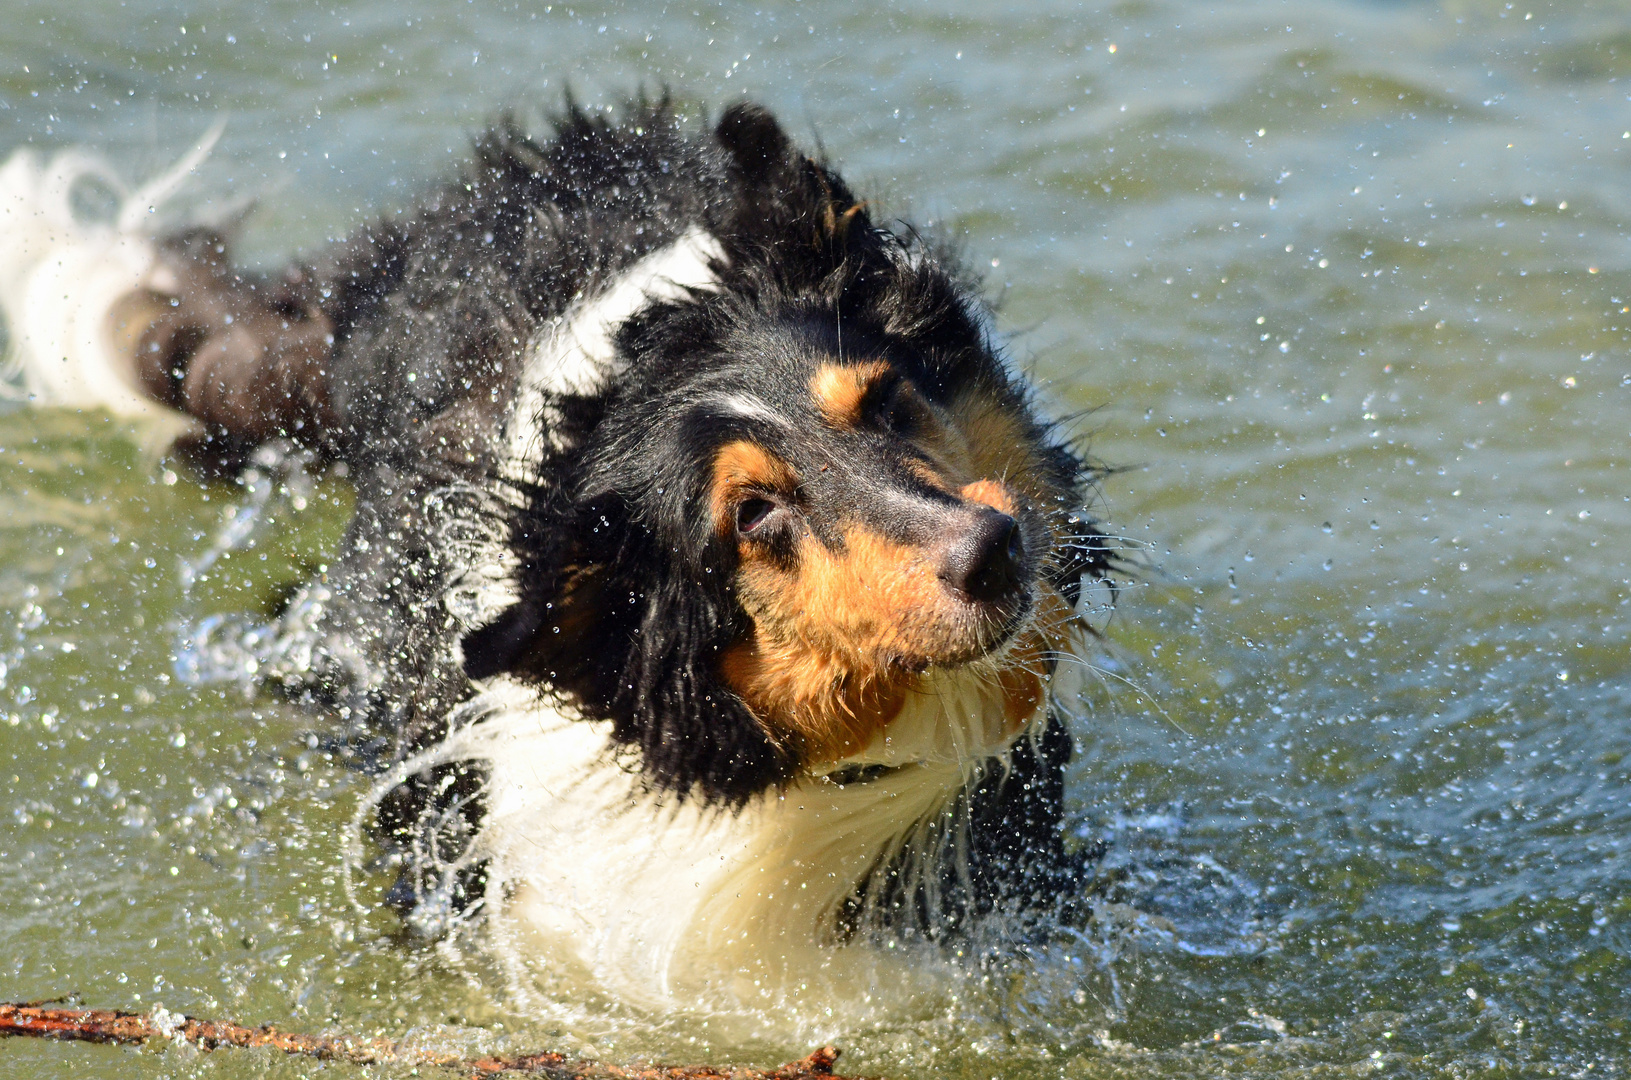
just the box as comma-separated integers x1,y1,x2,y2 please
0,1002,851,1078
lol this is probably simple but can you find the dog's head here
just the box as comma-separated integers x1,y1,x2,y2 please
463,105,1112,803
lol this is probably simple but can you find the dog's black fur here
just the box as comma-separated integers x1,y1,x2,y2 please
133,96,1115,934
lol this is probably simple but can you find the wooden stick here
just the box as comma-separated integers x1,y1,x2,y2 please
0,1002,852,1079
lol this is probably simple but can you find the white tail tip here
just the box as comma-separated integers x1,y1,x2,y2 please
0,120,224,419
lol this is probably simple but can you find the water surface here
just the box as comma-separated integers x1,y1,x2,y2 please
3,1,1629,1076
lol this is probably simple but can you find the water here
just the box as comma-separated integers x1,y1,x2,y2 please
3,0,1629,1075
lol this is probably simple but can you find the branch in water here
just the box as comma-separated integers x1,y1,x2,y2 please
0,1002,853,1078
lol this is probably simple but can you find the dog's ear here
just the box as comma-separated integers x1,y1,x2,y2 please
716,102,792,186
715,101,873,273
598,567,796,804
464,501,796,805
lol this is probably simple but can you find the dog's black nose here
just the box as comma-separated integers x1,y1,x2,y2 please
939,508,1025,603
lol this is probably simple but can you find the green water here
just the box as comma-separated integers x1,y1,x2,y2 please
3,0,1629,1075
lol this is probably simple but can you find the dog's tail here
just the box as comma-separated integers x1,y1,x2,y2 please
0,121,224,418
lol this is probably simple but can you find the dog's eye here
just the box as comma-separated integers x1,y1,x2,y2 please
735,498,777,534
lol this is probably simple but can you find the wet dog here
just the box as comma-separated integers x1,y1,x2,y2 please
0,97,1115,1008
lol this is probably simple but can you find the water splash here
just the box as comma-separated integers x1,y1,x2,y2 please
173,441,319,686
1083,804,1273,962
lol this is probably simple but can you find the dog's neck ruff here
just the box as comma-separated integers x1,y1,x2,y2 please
438,656,1072,1016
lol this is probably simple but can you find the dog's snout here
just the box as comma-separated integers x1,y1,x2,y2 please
939,508,1025,603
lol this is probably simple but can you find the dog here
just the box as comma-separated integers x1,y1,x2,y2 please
0,97,1116,1012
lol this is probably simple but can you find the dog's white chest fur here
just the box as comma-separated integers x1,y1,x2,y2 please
444,665,1049,1012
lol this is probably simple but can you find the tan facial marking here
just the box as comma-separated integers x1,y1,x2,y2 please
721,637,909,764
958,478,1020,516
725,530,1075,758
709,440,798,536
810,360,892,429
723,522,979,762
740,524,956,661
947,387,1070,509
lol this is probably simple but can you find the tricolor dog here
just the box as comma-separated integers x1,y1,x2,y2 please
0,98,1117,1012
